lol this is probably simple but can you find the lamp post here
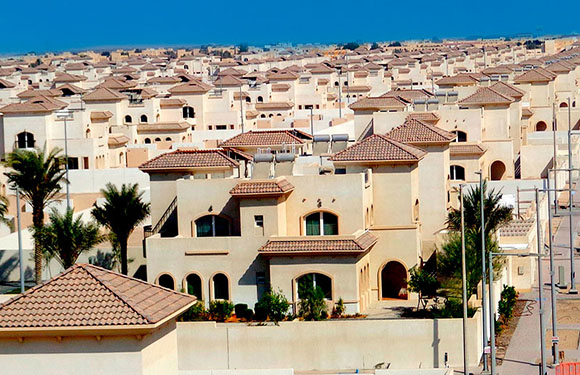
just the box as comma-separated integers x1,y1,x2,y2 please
567,96,576,294
55,109,73,210
460,184,469,375
15,188,24,294
545,178,559,364
337,68,342,119
475,170,489,372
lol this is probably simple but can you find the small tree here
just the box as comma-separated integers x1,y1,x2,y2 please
36,208,104,269
407,266,440,310
333,298,346,317
254,289,290,322
0,194,9,227
498,284,518,324
370,42,380,50
298,281,327,321
179,301,207,321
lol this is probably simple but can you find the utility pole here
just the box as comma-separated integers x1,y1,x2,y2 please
16,189,24,294
460,184,469,375
338,69,342,119
567,96,577,293
239,84,244,133
488,251,497,375
553,102,558,215
536,188,547,375
56,109,72,210
476,170,489,372
546,178,559,364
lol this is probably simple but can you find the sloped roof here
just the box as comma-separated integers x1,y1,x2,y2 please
449,143,486,156
220,130,307,147
489,81,525,99
0,95,67,114
230,178,294,197
435,74,480,86
139,149,239,171
514,68,556,83
83,87,126,102
168,81,213,94
259,231,378,256
406,112,440,124
458,87,514,105
386,118,456,145
331,134,426,163
349,96,408,111
0,264,195,331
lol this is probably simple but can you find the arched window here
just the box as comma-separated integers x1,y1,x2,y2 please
212,273,229,300
560,102,568,108
260,114,266,118
452,130,467,142
334,81,339,87
144,138,151,144
183,106,195,119
304,212,338,236
158,274,175,290
297,273,332,299
85,129,91,138
195,215,231,237
536,121,548,131
165,137,172,141
450,165,465,180
490,160,506,181
124,115,132,124
154,137,161,142
184,64,189,70
245,96,251,103
140,114,148,123
185,273,202,299
16,132,35,148
257,96,264,103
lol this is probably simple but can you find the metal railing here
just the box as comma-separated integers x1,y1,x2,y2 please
145,196,177,238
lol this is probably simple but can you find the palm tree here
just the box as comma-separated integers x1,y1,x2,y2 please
3,147,66,284
91,183,150,275
37,208,104,269
0,194,9,226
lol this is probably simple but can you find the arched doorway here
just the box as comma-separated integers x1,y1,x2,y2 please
157,273,175,290
535,121,547,131
185,273,203,299
490,161,506,181
380,261,408,299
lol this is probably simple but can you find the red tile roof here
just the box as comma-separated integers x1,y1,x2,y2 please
0,264,195,330
139,149,239,171
386,118,456,145
230,178,294,197
489,81,525,99
0,95,67,114
449,143,486,156
220,130,308,147
349,96,408,111
406,112,440,124
458,87,514,105
332,134,426,163
259,231,378,255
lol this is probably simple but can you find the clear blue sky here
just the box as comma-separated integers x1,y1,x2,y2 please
1,0,579,55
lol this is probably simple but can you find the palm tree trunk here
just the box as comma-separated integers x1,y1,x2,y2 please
120,237,128,275
32,208,44,284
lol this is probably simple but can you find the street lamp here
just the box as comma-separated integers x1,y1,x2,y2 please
305,105,314,137
55,109,73,210
544,179,560,364
459,184,469,375
475,170,489,372
488,188,547,375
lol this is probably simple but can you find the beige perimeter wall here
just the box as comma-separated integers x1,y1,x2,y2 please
177,314,482,371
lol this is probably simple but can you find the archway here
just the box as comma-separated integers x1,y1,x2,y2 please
536,121,547,131
157,273,175,290
490,160,506,181
560,102,568,108
380,261,408,299
185,273,203,299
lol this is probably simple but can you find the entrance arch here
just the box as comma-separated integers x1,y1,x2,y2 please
380,261,408,299
490,160,506,181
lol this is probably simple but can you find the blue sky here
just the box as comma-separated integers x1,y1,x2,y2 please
1,0,579,55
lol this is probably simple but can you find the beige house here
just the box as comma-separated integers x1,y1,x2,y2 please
0,264,195,375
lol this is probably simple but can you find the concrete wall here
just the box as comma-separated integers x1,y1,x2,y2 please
176,315,482,371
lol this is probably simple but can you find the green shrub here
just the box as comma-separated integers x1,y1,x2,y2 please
243,308,254,321
498,285,517,324
298,283,328,321
254,289,290,322
333,298,345,317
234,303,248,318
431,298,476,318
179,301,207,321
209,300,234,322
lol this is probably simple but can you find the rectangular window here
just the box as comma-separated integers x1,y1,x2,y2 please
216,125,227,130
335,168,346,175
256,272,266,284
305,215,321,236
254,215,264,228
83,157,89,169
67,157,79,170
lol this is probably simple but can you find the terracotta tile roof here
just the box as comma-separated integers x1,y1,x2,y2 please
332,134,426,163
230,178,294,197
139,149,239,171
90,111,113,121
168,81,213,94
458,87,514,105
406,112,440,124
435,74,480,86
213,75,244,87
255,102,294,110
147,76,181,85
522,108,534,117
0,95,67,114
345,85,371,92
259,231,378,255
160,98,186,108
499,219,534,237
349,96,408,111
514,68,556,83
481,65,514,75
54,72,87,83
108,134,130,146
17,88,62,98
380,89,433,102
137,121,191,133
220,130,306,147
0,79,16,89
83,87,126,102
386,118,456,145
96,77,137,90
449,143,486,156
0,264,195,330
217,67,247,76
490,81,525,99
266,71,299,81
271,83,290,92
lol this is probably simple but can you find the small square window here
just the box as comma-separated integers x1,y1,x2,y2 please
256,272,265,284
254,215,264,228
